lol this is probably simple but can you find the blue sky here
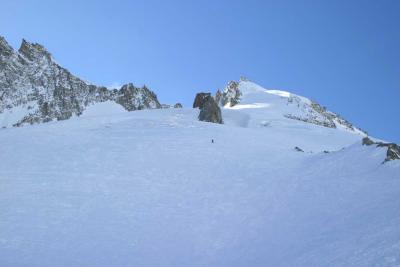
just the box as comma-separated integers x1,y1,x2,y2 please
1,0,399,142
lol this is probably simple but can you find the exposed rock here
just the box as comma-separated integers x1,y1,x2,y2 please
161,104,172,109
174,103,183,108
19,39,52,62
0,36,14,57
362,136,400,163
116,84,160,111
284,96,364,133
216,81,241,107
294,146,304,152
193,92,211,108
0,36,161,127
362,137,375,146
198,96,223,124
161,103,183,109
385,144,400,162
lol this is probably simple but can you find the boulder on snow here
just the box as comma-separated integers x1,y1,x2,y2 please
174,103,183,108
198,96,223,124
294,146,304,152
193,93,211,108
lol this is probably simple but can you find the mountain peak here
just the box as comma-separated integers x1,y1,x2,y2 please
217,78,365,134
0,35,14,56
0,36,162,127
18,38,52,62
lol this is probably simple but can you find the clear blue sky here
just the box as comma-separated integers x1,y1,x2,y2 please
1,0,399,142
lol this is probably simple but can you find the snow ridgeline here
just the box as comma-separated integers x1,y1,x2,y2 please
216,78,366,134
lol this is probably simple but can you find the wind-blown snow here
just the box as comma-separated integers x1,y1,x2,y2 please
0,86,399,266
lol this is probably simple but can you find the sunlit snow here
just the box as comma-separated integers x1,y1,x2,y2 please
0,82,399,267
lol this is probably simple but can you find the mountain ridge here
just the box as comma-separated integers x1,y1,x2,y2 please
0,36,162,128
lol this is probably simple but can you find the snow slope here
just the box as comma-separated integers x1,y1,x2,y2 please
222,80,365,134
0,84,399,266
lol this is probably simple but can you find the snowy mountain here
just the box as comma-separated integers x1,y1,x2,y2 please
1,37,400,266
217,78,365,134
0,36,161,128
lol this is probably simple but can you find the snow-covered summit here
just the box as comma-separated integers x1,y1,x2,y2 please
217,79,365,135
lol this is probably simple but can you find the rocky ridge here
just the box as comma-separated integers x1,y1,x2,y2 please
0,36,161,127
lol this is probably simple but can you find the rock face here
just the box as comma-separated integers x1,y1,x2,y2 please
116,84,160,111
193,93,211,108
215,80,241,107
198,95,223,124
0,36,161,127
362,137,400,163
385,144,400,162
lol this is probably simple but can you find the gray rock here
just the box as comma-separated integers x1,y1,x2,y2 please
0,36,161,127
216,81,241,107
362,137,375,146
377,143,400,162
193,93,211,108
174,103,183,108
362,136,400,163
387,144,400,162
294,146,304,152
116,84,160,111
198,96,223,124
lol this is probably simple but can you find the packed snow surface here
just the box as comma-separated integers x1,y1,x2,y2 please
0,87,399,266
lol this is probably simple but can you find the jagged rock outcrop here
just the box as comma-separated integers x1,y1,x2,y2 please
198,95,222,124
193,93,211,108
362,137,400,163
215,80,241,107
0,36,161,127
116,84,160,111
174,103,183,108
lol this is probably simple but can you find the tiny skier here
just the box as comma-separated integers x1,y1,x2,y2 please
211,139,214,143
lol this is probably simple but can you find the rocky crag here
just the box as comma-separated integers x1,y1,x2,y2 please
0,36,161,127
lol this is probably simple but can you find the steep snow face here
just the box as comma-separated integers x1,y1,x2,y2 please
221,80,366,136
0,36,161,128
0,108,399,267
